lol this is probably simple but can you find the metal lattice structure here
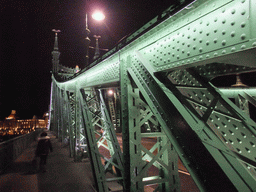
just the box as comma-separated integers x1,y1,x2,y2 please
49,0,256,191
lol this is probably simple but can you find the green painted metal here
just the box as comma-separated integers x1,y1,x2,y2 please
49,0,256,191
79,88,124,191
124,82,180,191
80,88,109,192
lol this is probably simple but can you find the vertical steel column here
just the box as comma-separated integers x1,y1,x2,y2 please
127,85,180,191
62,90,70,147
69,92,76,158
56,87,62,139
74,87,87,162
80,88,109,192
67,92,75,157
74,88,79,161
50,81,58,133
98,89,123,180
121,57,178,191
120,58,131,191
59,89,65,143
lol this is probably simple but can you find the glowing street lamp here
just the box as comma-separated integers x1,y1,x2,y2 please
92,11,105,21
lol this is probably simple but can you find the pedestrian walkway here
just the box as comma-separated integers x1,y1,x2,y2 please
0,131,96,192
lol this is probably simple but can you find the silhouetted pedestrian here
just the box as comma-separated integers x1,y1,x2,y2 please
35,132,53,172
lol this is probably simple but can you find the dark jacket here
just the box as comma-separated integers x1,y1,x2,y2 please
36,136,53,156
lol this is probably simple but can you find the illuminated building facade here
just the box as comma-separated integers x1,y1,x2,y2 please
0,110,48,138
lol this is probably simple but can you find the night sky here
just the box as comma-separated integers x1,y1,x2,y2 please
0,0,255,120
0,0,181,120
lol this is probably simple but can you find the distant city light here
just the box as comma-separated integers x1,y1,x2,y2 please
92,11,105,21
108,90,114,95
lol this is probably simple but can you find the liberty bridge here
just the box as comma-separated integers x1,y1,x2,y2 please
49,0,256,191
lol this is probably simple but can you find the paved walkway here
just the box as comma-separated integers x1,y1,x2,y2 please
0,131,96,192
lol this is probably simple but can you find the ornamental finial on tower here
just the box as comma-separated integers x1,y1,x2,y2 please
52,29,61,51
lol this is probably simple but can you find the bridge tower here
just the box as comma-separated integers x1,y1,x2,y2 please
51,29,61,74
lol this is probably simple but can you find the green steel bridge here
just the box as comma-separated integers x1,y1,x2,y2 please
49,0,256,191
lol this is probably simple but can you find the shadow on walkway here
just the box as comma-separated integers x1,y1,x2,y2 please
0,131,96,192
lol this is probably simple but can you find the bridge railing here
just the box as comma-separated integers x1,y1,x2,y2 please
0,129,44,173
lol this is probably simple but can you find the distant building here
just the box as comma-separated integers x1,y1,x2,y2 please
0,110,48,137
5,110,17,120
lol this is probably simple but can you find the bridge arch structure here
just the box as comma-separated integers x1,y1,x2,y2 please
49,0,256,191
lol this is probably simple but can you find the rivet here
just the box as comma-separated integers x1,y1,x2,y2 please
241,33,246,40
231,31,235,37
241,10,246,15
231,21,235,26
241,22,246,28
222,40,226,46
231,47,236,52
231,9,236,14
241,45,246,49
252,42,256,47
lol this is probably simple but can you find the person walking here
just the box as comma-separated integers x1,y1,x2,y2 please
35,131,53,172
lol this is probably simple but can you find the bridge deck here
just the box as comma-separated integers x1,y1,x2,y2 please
0,131,199,192
0,131,96,192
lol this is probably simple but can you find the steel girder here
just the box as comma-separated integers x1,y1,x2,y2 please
127,53,256,191
50,0,256,191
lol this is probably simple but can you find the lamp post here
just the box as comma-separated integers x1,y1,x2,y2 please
93,35,101,60
84,14,91,68
84,11,105,68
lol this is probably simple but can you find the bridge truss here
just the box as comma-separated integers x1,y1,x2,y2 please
50,0,256,191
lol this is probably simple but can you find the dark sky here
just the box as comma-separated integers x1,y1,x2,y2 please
0,0,183,120
0,0,255,120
